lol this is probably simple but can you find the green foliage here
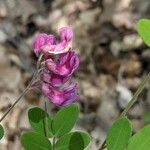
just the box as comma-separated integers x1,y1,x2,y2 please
55,132,90,150
28,107,53,137
0,125,4,140
127,124,150,150
52,104,79,137
21,132,52,150
21,104,90,150
137,19,150,47
106,117,132,150
143,112,150,124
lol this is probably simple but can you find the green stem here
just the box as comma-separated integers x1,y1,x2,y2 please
120,72,150,117
52,137,56,150
99,72,150,150
44,100,48,137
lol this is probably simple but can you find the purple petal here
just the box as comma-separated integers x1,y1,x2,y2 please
41,27,73,54
46,59,59,74
46,51,79,76
42,72,70,87
41,40,72,55
62,83,79,106
41,83,79,106
59,27,73,42
32,33,56,56
46,35,56,45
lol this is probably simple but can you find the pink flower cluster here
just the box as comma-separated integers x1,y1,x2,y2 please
32,27,79,106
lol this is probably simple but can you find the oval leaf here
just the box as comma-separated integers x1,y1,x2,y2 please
52,104,79,137
0,125,4,140
28,107,53,137
127,124,150,150
21,132,52,150
106,117,132,150
137,19,150,47
55,132,90,150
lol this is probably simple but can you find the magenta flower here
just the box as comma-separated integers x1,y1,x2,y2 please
59,27,73,43
42,72,70,87
46,51,79,77
32,27,79,107
42,83,79,106
33,33,55,56
33,27,73,56
42,27,73,55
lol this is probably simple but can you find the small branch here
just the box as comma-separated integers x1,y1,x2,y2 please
0,47,42,123
0,71,38,123
120,72,150,117
99,72,150,150
0,87,29,123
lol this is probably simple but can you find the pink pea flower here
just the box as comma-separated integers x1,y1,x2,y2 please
32,27,79,107
46,51,79,77
33,33,55,56
41,27,73,55
42,83,79,106
42,72,70,87
32,27,73,56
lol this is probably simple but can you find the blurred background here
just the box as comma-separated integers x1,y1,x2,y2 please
0,0,150,149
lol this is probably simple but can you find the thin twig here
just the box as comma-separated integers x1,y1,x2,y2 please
0,71,38,123
0,87,29,123
99,72,150,150
120,72,150,117
0,51,43,123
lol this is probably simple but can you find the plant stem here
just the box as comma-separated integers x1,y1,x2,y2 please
0,54,42,123
0,87,29,123
99,141,106,150
44,100,48,137
52,137,55,150
99,72,150,150
0,71,38,123
120,72,150,117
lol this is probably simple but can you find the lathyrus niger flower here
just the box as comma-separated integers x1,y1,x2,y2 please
32,27,79,106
